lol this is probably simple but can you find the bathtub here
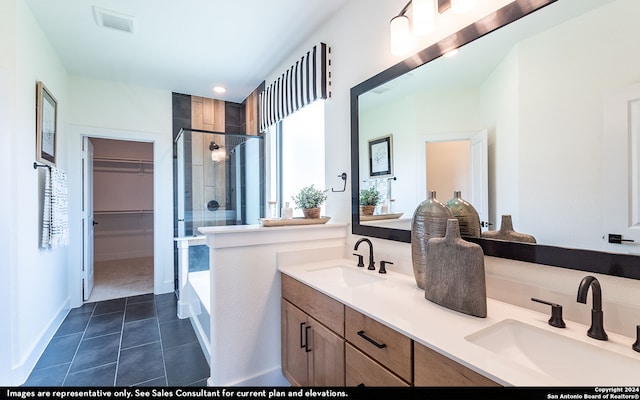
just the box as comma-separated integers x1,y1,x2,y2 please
185,270,211,365
175,236,211,366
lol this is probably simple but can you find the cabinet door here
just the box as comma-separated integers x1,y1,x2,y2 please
307,316,345,386
414,342,500,386
281,300,309,386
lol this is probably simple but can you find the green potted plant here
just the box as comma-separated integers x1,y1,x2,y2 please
292,185,328,218
359,186,380,216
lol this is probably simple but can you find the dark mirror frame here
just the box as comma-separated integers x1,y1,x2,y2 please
350,0,640,280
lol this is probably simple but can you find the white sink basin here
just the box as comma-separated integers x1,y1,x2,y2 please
306,265,385,288
465,319,640,385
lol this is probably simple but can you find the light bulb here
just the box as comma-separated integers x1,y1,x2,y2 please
451,0,476,13
412,0,435,36
390,14,411,56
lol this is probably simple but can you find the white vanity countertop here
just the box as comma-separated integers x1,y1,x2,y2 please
279,258,640,386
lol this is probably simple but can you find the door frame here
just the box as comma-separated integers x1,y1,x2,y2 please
67,125,175,307
82,137,94,300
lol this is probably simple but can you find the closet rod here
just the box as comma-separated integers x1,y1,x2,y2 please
93,157,153,164
94,210,154,215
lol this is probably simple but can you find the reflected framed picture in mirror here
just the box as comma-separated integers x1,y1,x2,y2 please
368,134,393,177
36,80,57,167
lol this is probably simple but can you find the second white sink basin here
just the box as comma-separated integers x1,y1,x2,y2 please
306,265,385,288
465,319,640,385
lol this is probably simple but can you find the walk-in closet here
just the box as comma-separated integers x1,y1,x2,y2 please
88,138,154,302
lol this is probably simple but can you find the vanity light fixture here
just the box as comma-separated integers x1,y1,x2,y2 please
209,141,225,162
390,0,476,56
390,13,412,56
451,0,477,14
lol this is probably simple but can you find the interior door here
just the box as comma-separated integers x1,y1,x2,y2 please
83,137,95,300
419,129,489,228
603,82,640,254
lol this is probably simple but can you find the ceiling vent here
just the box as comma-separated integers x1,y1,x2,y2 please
93,6,136,33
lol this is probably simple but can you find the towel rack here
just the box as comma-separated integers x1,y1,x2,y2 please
33,162,51,170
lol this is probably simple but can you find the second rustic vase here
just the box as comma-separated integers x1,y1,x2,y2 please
411,191,453,289
446,191,481,238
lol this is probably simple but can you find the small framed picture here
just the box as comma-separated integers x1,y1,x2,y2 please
368,135,393,177
36,81,57,167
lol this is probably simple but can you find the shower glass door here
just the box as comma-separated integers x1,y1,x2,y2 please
176,128,265,237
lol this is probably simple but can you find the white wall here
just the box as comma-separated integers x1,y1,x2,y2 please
1,0,70,385
516,0,640,250
67,76,174,306
0,0,17,384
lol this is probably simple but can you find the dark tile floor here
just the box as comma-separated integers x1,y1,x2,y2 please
23,293,209,387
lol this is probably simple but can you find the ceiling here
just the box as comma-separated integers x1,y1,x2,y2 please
25,0,349,103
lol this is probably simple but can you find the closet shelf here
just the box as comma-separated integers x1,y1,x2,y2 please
93,157,154,174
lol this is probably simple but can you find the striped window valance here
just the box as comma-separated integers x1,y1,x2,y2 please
259,42,331,132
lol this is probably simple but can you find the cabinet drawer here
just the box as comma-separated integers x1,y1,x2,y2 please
414,341,500,386
345,343,409,387
345,306,412,382
281,274,344,336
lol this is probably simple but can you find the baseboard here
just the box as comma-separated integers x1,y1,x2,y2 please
210,367,289,387
12,297,70,385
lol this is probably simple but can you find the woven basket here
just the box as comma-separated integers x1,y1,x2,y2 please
302,207,321,219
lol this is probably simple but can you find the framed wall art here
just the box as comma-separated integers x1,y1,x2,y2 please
36,81,57,166
368,134,393,177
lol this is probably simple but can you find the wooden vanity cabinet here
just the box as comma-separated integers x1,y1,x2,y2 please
281,273,501,387
414,341,500,386
345,306,412,386
281,275,345,386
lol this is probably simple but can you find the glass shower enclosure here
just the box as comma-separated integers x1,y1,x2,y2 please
175,128,265,237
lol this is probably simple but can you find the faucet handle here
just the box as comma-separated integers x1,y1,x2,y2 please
353,253,365,268
633,325,640,353
531,298,566,328
379,260,393,274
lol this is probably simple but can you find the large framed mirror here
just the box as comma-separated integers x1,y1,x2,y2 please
351,0,640,280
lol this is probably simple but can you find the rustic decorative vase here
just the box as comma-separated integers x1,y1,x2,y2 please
425,219,487,318
361,205,375,216
411,191,453,289
446,191,481,238
481,214,536,243
302,207,321,219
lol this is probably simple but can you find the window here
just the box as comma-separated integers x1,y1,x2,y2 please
266,100,325,218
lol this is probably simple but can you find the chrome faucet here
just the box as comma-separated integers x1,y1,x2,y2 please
577,275,608,341
354,238,375,270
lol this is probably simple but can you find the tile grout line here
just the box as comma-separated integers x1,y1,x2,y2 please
112,297,128,386
61,303,96,386
155,295,170,386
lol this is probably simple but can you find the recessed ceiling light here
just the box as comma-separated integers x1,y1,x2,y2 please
213,86,226,94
